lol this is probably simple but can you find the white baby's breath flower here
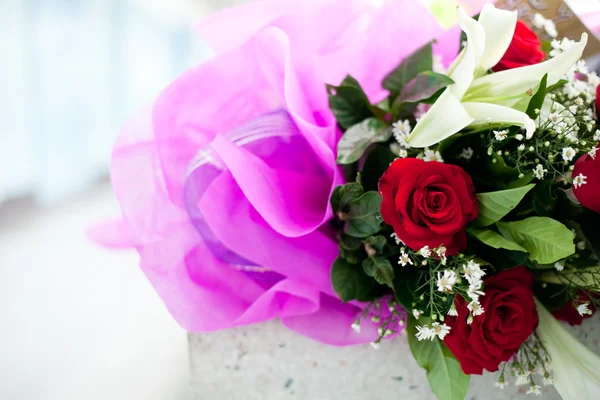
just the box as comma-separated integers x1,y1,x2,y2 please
494,130,508,141
562,147,576,162
398,251,413,267
518,144,526,151
589,147,597,160
351,322,361,333
437,270,458,293
459,147,474,161
463,260,485,283
549,112,561,124
577,302,593,316
448,303,458,317
419,246,432,258
554,262,564,272
577,241,586,250
516,371,531,386
594,130,600,141
415,325,434,341
398,149,408,158
468,300,485,316
534,164,548,180
516,134,524,141
527,385,542,396
495,381,507,389
431,322,451,340
467,285,485,302
422,149,444,163
436,246,447,261
573,173,587,189
543,376,554,386
412,309,423,320
390,232,403,245
370,342,380,350
392,120,411,139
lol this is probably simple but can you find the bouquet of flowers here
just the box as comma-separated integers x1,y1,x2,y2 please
99,0,600,398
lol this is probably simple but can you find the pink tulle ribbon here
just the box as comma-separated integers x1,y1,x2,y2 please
91,0,454,345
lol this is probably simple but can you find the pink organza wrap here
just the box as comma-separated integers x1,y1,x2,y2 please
92,0,460,345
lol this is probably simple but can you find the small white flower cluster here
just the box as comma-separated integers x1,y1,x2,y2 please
415,322,451,341
550,38,600,102
417,148,444,163
576,301,593,317
390,120,412,158
532,13,558,38
462,260,486,319
493,129,509,142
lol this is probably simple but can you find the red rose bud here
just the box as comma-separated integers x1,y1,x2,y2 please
572,151,600,213
444,266,539,375
492,21,545,72
378,158,478,255
552,291,596,326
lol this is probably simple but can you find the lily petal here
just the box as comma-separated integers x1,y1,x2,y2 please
535,298,600,400
448,8,485,98
466,33,588,103
462,101,536,138
477,4,517,72
407,89,474,148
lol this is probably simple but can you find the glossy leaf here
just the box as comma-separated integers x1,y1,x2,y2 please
474,184,535,227
337,118,391,165
330,182,363,213
394,71,454,104
383,43,433,96
328,75,375,129
407,317,471,400
344,191,383,238
497,217,576,264
468,227,527,252
331,257,375,302
362,257,394,288
526,73,548,119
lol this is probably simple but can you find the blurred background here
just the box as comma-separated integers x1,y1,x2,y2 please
0,0,598,399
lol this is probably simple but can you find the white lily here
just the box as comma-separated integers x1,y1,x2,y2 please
407,4,588,148
535,298,600,400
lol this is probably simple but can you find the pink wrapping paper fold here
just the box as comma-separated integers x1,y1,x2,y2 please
92,0,458,345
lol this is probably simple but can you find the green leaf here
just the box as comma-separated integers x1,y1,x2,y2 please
361,145,396,192
497,217,576,264
330,182,364,213
331,257,375,302
328,75,375,130
362,257,394,288
339,235,364,252
532,180,555,217
526,73,547,119
546,79,568,93
336,118,392,165
382,43,433,96
394,71,454,104
468,227,527,252
474,184,536,227
344,191,383,238
363,236,387,253
406,317,470,400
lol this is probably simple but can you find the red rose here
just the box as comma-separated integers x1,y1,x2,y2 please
444,266,539,375
572,151,600,213
492,21,544,71
552,291,596,325
378,158,478,255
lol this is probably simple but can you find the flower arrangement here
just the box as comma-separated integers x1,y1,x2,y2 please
329,4,600,398
101,1,600,399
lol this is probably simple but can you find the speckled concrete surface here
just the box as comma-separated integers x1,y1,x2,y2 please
189,316,600,400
